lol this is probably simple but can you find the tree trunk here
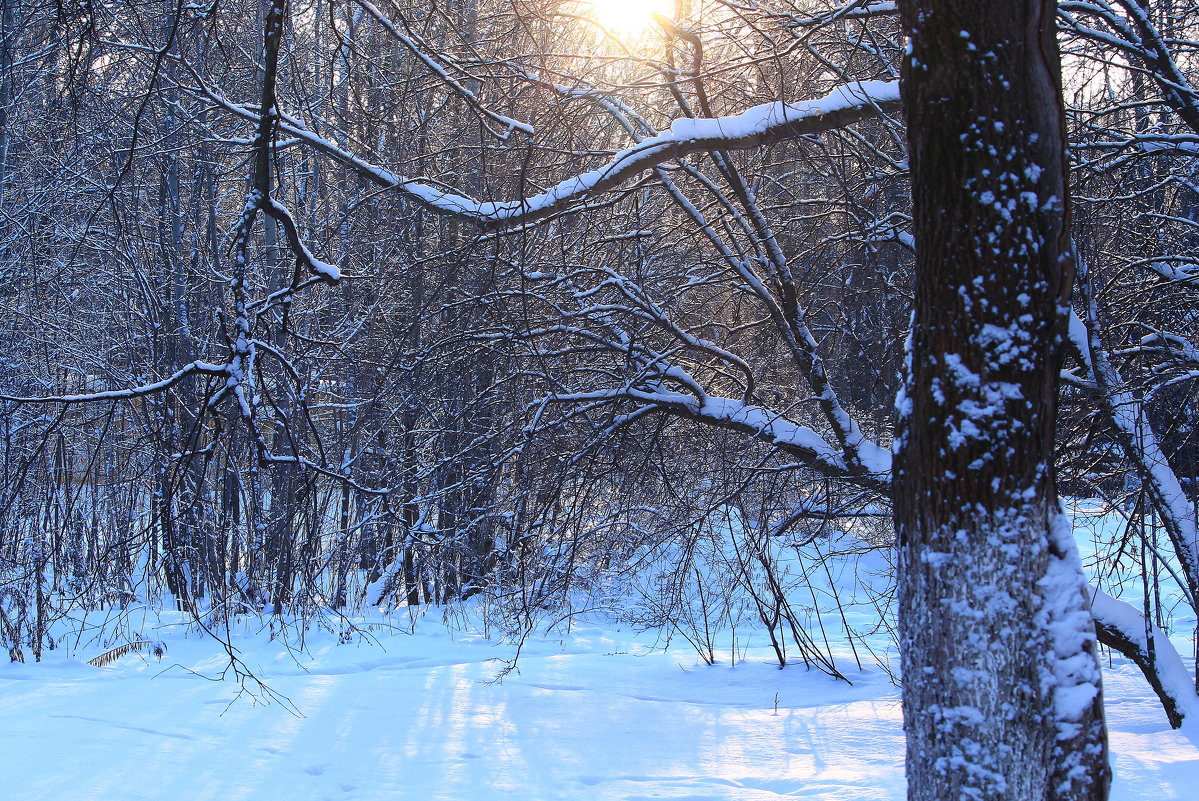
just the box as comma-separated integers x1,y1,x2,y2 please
894,2,1109,800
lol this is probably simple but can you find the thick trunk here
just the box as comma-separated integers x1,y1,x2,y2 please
895,2,1109,800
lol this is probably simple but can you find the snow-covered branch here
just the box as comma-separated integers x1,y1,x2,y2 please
1070,267,1199,597
1091,587,1199,728
353,0,534,140
1061,0,1199,136
197,80,900,227
546,384,891,492
0,361,228,404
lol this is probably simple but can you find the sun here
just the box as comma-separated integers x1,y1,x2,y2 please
585,0,677,37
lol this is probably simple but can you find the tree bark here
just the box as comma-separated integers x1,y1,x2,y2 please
894,2,1109,800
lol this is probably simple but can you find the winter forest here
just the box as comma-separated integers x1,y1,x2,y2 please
1,0,1198,799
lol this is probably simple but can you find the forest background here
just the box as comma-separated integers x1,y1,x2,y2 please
0,1,1198,793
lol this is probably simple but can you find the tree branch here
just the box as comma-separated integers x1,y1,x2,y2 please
196,79,900,228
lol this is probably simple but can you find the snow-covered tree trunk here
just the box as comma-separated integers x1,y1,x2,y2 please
894,2,1109,800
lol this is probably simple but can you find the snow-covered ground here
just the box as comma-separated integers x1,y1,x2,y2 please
0,607,1195,800
2,510,1198,800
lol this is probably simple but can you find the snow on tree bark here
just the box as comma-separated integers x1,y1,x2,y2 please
894,2,1109,800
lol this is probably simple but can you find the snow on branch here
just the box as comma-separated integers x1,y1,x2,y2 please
1069,297,1199,589
353,0,534,140
198,80,899,228
775,0,898,28
265,198,342,282
549,385,891,491
0,361,229,405
1143,256,1199,286
1060,0,1199,136
1091,587,1199,728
